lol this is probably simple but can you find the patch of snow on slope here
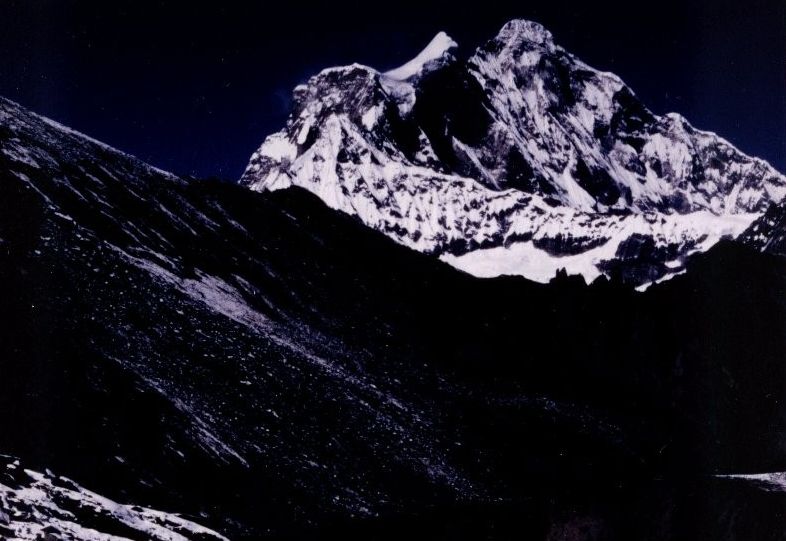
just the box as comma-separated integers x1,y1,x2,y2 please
0,457,227,541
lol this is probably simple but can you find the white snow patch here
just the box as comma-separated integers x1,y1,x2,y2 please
441,239,606,283
259,132,298,161
0,463,228,540
384,31,457,81
362,105,383,130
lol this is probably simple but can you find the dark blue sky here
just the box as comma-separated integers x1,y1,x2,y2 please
1,0,784,179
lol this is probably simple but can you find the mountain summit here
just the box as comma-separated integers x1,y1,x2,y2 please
242,19,786,285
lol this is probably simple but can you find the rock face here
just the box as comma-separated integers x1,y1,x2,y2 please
240,19,786,285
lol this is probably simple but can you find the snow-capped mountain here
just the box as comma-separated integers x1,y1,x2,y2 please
240,19,786,285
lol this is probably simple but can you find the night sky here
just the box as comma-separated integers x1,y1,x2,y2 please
1,0,784,179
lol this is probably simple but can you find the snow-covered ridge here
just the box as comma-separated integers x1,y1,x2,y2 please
240,19,786,285
384,31,458,80
716,471,786,492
